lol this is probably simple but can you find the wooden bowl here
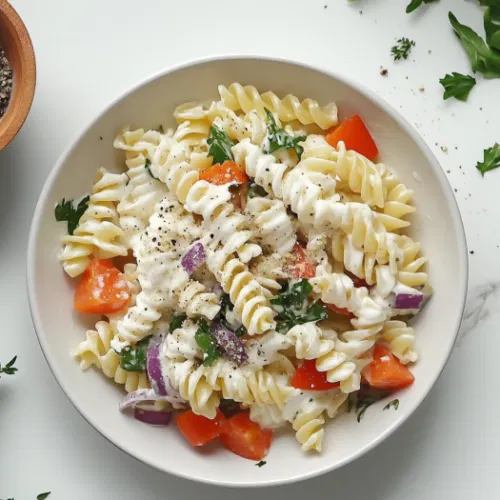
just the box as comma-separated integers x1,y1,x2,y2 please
0,0,36,150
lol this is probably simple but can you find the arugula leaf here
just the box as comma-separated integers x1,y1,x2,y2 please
449,11,500,78
0,356,18,377
37,493,51,500
119,337,150,372
256,460,267,467
439,72,476,101
247,180,268,199
54,195,90,235
476,143,500,175
144,158,158,180
406,0,439,14
195,319,221,366
391,38,416,61
264,109,306,160
270,279,328,334
383,399,400,411
484,6,500,51
207,126,235,164
170,314,187,332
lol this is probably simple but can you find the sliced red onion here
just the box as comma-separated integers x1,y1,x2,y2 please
119,389,186,413
134,407,172,426
210,321,248,366
147,337,167,396
393,293,424,310
181,241,206,275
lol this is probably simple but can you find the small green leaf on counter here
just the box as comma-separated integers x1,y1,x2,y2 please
439,72,476,101
476,143,500,175
406,0,439,14
0,355,18,377
55,195,90,235
391,37,415,61
383,399,400,411
119,337,150,372
170,314,187,332
195,319,221,366
264,108,306,160
256,460,267,467
449,11,500,78
37,493,51,500
207,126,235,164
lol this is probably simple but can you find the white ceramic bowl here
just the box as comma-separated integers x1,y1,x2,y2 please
27,56,468,487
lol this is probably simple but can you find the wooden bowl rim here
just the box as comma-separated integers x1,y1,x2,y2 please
0,0,36,151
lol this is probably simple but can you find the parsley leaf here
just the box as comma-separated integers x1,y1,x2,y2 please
270,279,328,334
144,158,158,179
484,6,500,52
383,399,400,411
54,196,90,235
476,143,500,175
439,72,476,101
119,337,150,372
391,38,416,61
37,493,51,500
449,11,500,79
264,109,306,160
207,126,235,164
406,0,439,14
256,460,267,467
195,319,221,366
170,314,187,332
348,388,391,422
0,356,18,377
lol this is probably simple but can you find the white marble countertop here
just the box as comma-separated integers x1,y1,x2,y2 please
0,0,495,497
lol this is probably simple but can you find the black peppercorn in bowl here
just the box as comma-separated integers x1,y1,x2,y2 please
0,0,36,151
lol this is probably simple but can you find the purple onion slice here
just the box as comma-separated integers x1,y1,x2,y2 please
393,293,424,310
147,337,167,396
181,241,206,275
210,321,248,366
134,407,172,426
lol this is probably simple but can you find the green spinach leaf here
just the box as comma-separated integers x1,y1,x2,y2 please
207,126,235,164
195,319,221,366
264,109,306,160
170,314,187,332
484,6,500,51
119,337,150,372
476,143,500,175
439,72,476,101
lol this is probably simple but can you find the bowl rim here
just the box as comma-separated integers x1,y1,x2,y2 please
0,0,36,151
27,54,469,488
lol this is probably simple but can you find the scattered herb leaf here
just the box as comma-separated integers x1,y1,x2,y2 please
0,356,18,377
439,72,476,101
195,318,221,366
217,293,247,337
264,108,306,160
383,399,400,411
348,388,392,422
270,279,328,334
476,143,500,175
170,314,187,332
37,494,51,500
54,196,90,235
391,38,416,61
119,337,150,372
144,158,158,180
247,180,268,199
449,11,500,78
256,460,267,467
484,6,500,52
207,126,235,164
406,0,439,14
158,124,165,134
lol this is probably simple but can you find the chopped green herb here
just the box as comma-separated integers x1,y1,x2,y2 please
476,143,500,175
207,126,235,164
195,319,221,366
37,494,51,500
0,355,17,377
349,388,392,422
119,337,150,372
406,0,439,14
391,38,416,61
264,109,306,160
217,293,247,337
383,399,400,411
439,72,476,101
256,460,267,467
270,279,328,334
484,6,500,51
54,195,90,235
247,180,268,199
144,158,158,179
170,314,187,332
449,11,500,78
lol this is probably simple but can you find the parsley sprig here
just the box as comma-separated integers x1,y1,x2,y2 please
264,109,306,160
54,196,90,235
0,356,17,377
391,38,416,61
439,72,476,101
476,143,500,176
207,126,235,164
119,337,150,372
270,279,328,334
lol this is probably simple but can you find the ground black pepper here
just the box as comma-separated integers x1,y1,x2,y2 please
0,46,13,118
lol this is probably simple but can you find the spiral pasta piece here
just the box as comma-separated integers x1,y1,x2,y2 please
163,318,203,362
380,320,417,364
396,235,428,288
249,253,288,295
59,168,129,277
218,83,338,130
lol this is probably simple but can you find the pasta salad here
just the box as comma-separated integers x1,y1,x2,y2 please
56,83,431,461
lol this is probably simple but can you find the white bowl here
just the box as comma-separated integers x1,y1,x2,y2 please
27,56,468,487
